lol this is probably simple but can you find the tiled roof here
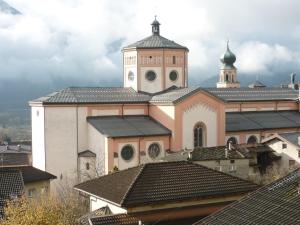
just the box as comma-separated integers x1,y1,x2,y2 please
191,146,246,161
0,153,30,166
150,87,202,104
194,168,300,225
30,86,299,105
5,166,56,183
123,34,188,50
278,132,300,147
226,110,300,132
0,169,24,218
90,214,141,225
205,87,298,102
87,116,171,138
31,87,151,105
79,206,112,225
74,161,258,208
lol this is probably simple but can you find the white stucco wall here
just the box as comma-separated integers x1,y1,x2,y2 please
32,106,45,171
140,67,162,93
44,107,78,184
92,109,119,116
123,109,145,115
124,51,138,91
90,196,127,214
165,67,183,88
182,103,217,148
267,140,300,170
88,124,106,175
77,107,88,152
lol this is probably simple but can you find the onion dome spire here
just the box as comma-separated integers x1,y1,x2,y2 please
220,40,236,68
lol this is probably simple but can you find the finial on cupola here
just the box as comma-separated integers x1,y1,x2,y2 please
151,15,160,35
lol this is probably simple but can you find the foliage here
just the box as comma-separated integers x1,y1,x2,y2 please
0,195,87,225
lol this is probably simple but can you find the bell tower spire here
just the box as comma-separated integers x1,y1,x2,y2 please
151,15,160,35
217,41,240,88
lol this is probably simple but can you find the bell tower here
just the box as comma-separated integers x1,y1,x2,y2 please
217,41,240,88
122,17,189,93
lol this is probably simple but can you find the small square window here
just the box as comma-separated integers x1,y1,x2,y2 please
28,188,36,198
282,143,287,149
230,160,235,164
298,150,300,158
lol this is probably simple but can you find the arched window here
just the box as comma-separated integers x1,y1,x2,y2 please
86,162,90,170
227,137,237,146
194,123,206,148
247,135,258,144
225,74,229,82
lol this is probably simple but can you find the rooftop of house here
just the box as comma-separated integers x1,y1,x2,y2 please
74,161,258,208
278,132,300,147
163,144,273,162
194,168,300,225
79,206,112,225
226,110,300,132
1,166,56,184
87,115,171,138
0,169,24,218
30,86,299,106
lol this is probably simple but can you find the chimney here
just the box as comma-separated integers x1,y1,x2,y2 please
225,147,228,159
17,144,21,151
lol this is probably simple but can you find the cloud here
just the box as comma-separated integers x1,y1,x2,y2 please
0,0,300,87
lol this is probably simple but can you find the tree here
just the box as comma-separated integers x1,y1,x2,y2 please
1,195,87,225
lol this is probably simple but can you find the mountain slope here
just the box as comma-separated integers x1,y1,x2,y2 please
0,0,21,15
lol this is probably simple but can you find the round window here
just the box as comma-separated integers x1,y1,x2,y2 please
148,143,161,159
169,70,178,81
146,71,156,81
128,71,134,81
121,145,134,161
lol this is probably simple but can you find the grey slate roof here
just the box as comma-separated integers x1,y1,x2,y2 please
31,87,151,105
194,168,300,225
123,34,188,50
90,214,141,225
87,116,171,138
226,110,300,132
7,166,57,183
205,87,298,102
0,169,24,218
278,132,300,147
248,80,266,88
31,86,299,105
0,153,30,166
74,161,258,208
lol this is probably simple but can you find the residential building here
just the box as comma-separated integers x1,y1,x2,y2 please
263,132,300,171
195,168,300,225
74,161,258,225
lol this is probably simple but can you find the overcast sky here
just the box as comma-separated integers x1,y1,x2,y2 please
1,0,300,86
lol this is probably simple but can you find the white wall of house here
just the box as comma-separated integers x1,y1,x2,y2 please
31,106,46,171
44,107,78,185
87,124,106,175
183,103,217,148
267,139,300,170
90,196,127,214
78,107,88,152
195,159,250,180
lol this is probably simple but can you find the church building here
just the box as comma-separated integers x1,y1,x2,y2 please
30,18,300,185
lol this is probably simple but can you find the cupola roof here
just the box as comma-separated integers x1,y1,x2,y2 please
220,41,236,67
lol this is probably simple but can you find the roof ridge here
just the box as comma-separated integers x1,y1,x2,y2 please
120,164,147,206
